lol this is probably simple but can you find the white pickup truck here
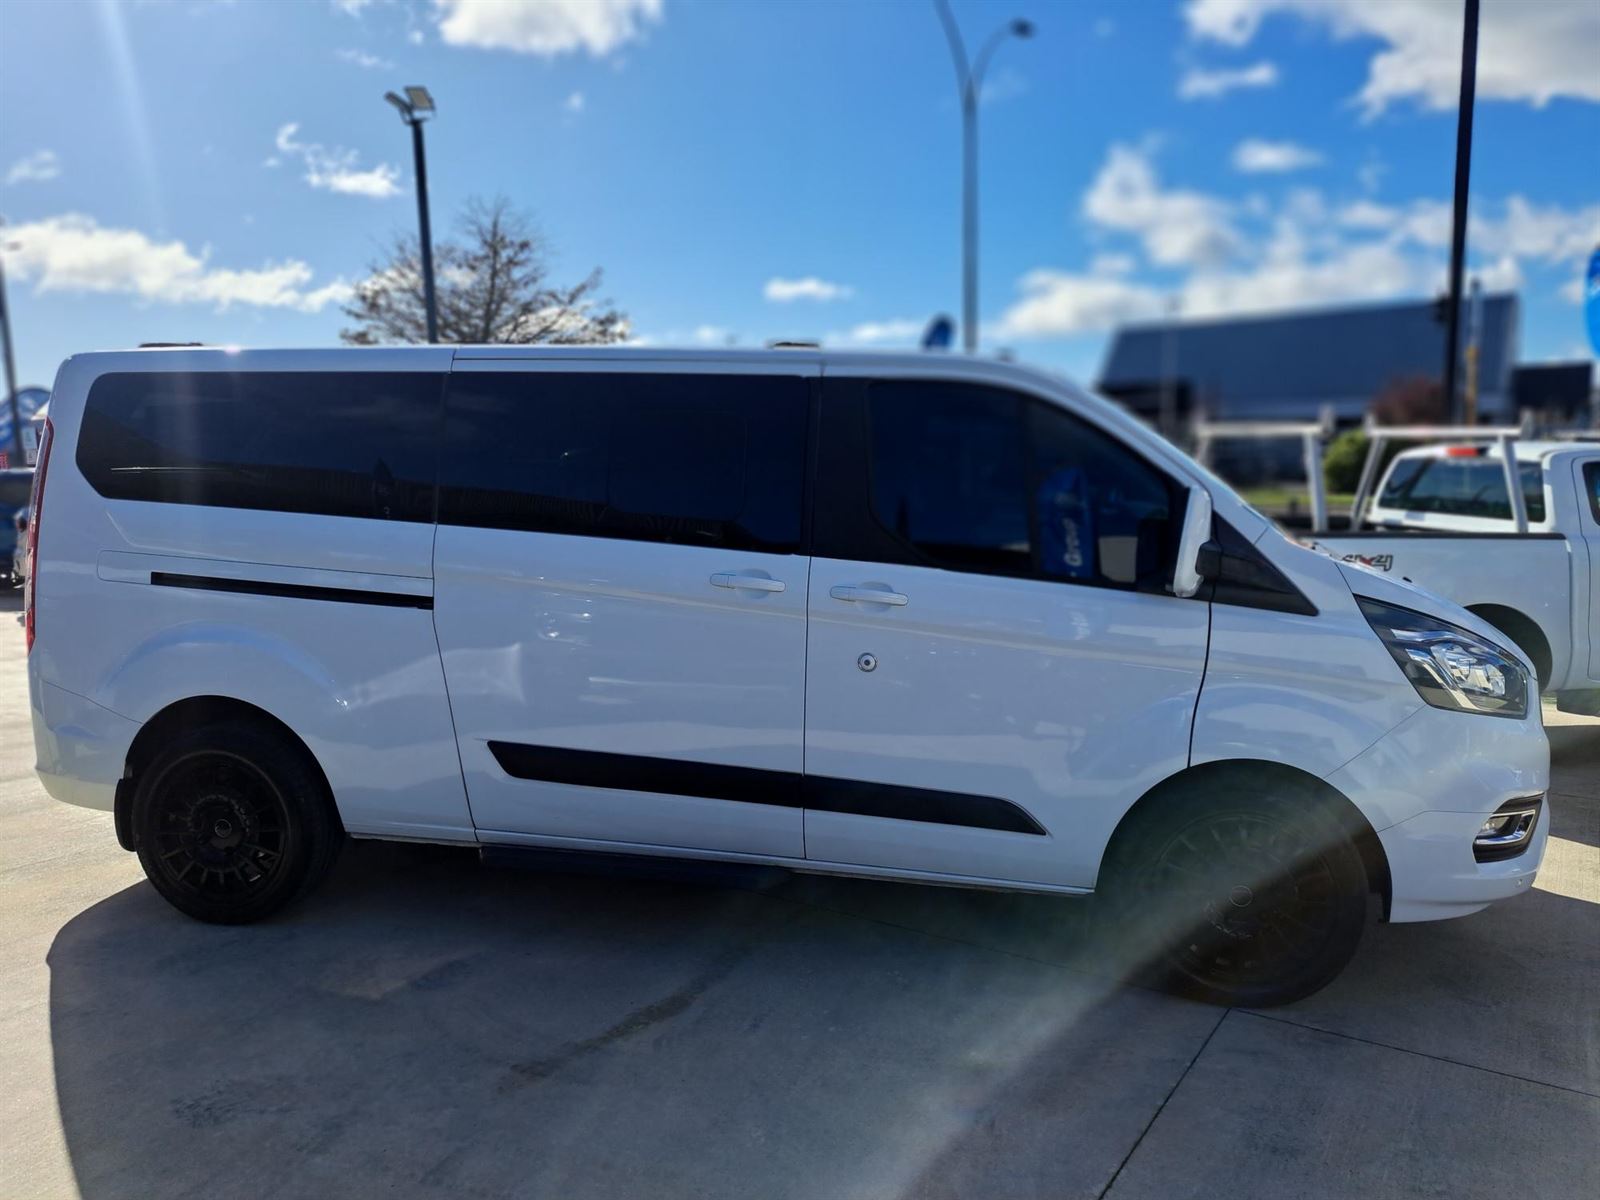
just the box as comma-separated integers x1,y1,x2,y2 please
1304,439,1600,714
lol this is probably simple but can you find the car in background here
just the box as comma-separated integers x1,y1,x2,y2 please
11,505,29,587
1,468,37,586
1308,439,1599,714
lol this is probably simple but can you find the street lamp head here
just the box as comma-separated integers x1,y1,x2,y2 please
1010,18,1035,39
404,86,436,116
384,91,412,121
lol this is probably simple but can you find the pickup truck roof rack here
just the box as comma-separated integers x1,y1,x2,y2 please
1191,408,1337,530
1347,416,1536,533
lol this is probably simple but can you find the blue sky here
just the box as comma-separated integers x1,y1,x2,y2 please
2,0,1596,392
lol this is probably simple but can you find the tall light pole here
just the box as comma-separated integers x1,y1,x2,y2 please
385,87,440,344
935,0,1034,354
0,223,22,465
1442,0,1478,424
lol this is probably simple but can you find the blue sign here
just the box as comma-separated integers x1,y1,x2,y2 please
921,314,954,351
1586,245,1600,358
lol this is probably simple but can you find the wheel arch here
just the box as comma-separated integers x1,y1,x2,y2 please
1464,603,1553,691
1099,759,1392,916
113,695,340,852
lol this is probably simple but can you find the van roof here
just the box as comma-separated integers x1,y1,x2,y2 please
59,342,1078,391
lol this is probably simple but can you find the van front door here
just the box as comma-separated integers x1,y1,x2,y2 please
803,376,1209,889
432,362,813,858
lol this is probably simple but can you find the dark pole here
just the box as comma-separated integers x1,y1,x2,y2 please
0,252,22,463
409,119,439,345
1442,0,1479,425
960,81,979,355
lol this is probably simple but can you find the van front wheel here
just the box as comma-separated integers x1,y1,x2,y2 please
1105,785,1369,1007
132,721,341,924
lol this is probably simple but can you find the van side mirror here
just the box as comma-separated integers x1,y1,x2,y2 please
1171,487,1214,599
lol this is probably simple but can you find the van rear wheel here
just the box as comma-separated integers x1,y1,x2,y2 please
1104,784,1369,1007
132,720,341,924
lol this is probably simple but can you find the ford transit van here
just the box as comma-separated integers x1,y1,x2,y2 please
27,347,1550,1005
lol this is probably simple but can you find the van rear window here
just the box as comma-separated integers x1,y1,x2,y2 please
76,372,442,522
1376,457,1546,523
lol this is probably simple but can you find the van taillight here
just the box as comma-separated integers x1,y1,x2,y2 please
24,418,52,654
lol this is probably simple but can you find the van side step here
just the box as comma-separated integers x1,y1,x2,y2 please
478,844,791,890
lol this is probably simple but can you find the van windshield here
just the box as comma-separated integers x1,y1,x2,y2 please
1377,457,1545,522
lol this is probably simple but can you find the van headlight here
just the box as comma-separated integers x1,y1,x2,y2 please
1357,598,1529,719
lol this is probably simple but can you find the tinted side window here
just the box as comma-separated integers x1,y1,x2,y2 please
1585,462,1600,525
438,372,807,553
1027,401,1178,588
866,381,1179,591
868,383,1029,573
1379,457,1546,522
76,372,441,521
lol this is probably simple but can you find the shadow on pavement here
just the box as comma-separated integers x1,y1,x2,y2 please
47,822,1600,1200
47,843,1221,1200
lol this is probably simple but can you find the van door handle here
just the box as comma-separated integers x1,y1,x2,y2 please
829,585,909,607
710,572,786,593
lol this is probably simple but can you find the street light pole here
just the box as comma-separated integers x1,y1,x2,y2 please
935,0,1034,355
0,245,22,464
386,87,439,344
1442,0,1479,425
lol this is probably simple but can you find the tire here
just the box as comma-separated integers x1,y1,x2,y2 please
132,719,343,924
1102,779,1369,1007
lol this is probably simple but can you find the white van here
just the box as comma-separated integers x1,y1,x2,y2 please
27,347,1550,1006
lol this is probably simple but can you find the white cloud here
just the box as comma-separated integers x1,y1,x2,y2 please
564,90,585,113
6,150,61,186
331,0,375,14
830,319,925,346
1232,138,1323,173
1177,59,1278,100
274,122,401,199
0,213,351,312
764,276,854,303
996,271,1165,338
336,48,394,70
1082,142,1241,267
433,0,661,58
978,67,1028,106
1185,0,1600,115
999,138,1600,339
408,29,424,45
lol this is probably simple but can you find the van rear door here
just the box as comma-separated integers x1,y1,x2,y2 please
433,359,814,857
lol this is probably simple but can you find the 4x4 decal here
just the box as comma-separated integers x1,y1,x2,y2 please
1341,552,1394,572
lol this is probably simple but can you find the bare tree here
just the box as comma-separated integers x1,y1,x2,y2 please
340,197,628,346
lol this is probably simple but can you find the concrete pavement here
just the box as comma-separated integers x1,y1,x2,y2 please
1,589,1595,1199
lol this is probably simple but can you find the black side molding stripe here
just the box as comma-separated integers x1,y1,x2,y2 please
485,741,1046,836
805,775,1046,836
150,571,433,610
489,742,802,809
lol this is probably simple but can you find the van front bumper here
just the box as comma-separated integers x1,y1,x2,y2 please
1376,801,1549,921
31,674,139,813
1325,704,1550,923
